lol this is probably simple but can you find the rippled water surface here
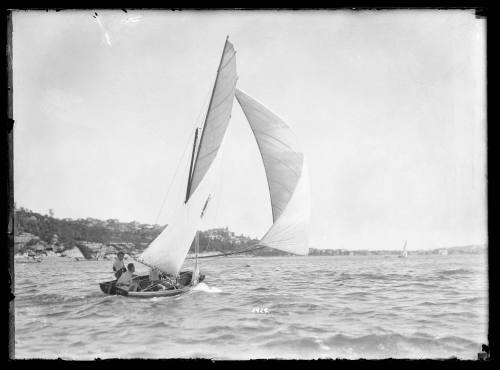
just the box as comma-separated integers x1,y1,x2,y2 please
14,254,487,359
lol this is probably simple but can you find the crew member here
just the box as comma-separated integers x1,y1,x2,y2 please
113,251,127,279
149,267,161,282
116,263,140,292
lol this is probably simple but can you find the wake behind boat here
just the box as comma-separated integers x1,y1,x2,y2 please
99,36,310,297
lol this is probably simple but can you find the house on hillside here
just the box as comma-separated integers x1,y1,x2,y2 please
129,221,141,230
53,244,65,253
107,242,136,254
51,234,59,244
63,247,85,259
35,244,47,255
14,233,41,254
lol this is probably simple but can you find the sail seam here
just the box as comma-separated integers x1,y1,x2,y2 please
250,130,297,152
261,156,303,179
193,145,221,163
208,87,237,112
219,50,236,71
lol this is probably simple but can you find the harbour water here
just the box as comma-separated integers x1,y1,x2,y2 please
13,253,488,359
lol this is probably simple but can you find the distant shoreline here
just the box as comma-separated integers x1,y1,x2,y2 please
14,206,486,260
15,248,486,262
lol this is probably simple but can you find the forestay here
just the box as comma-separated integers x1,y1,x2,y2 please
235,89,310,255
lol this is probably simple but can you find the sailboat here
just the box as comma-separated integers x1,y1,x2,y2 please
99,37,310,297
398,240,408,258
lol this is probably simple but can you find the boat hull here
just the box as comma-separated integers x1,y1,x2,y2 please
99,271,205,297
16,259,42,263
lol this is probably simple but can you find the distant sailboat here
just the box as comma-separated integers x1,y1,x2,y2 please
398,240,408,258
99,37,310,297
15,256,42,264
15,251,42,263
438,248,448,256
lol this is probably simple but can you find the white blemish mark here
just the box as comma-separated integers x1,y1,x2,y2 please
252,306,270,314
93,13,112,46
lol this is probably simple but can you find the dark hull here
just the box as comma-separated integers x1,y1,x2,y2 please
99,271,205,297
16,259,42,263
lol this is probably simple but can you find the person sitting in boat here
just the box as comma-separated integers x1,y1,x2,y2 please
113,252,127,280
149,267,161,282
116,263,140,292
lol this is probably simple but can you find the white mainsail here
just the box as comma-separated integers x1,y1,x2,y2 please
235,89,310,255
187,38,237,201
139,39,237,275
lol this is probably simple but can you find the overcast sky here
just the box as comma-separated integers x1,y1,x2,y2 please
13,10,486,250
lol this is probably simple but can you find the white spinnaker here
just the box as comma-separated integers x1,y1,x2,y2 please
259,163,310,255
188,39,237,201
235,89,310,255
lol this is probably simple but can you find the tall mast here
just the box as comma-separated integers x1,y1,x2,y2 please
191,230,200,285
186,36,229,203
185,128,199,203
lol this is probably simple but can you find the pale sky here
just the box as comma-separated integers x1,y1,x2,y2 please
13,10,486,250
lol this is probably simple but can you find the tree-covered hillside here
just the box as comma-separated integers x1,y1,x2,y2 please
13,207,289,257
14,207,163,250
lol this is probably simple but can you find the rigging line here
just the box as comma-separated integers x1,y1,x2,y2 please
190,121,227,262
212,126,226,228
153,86,213,225
153,128,193,225
190,146,221,261
204,130,226,254
186,245,266,259
129,255,178,283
